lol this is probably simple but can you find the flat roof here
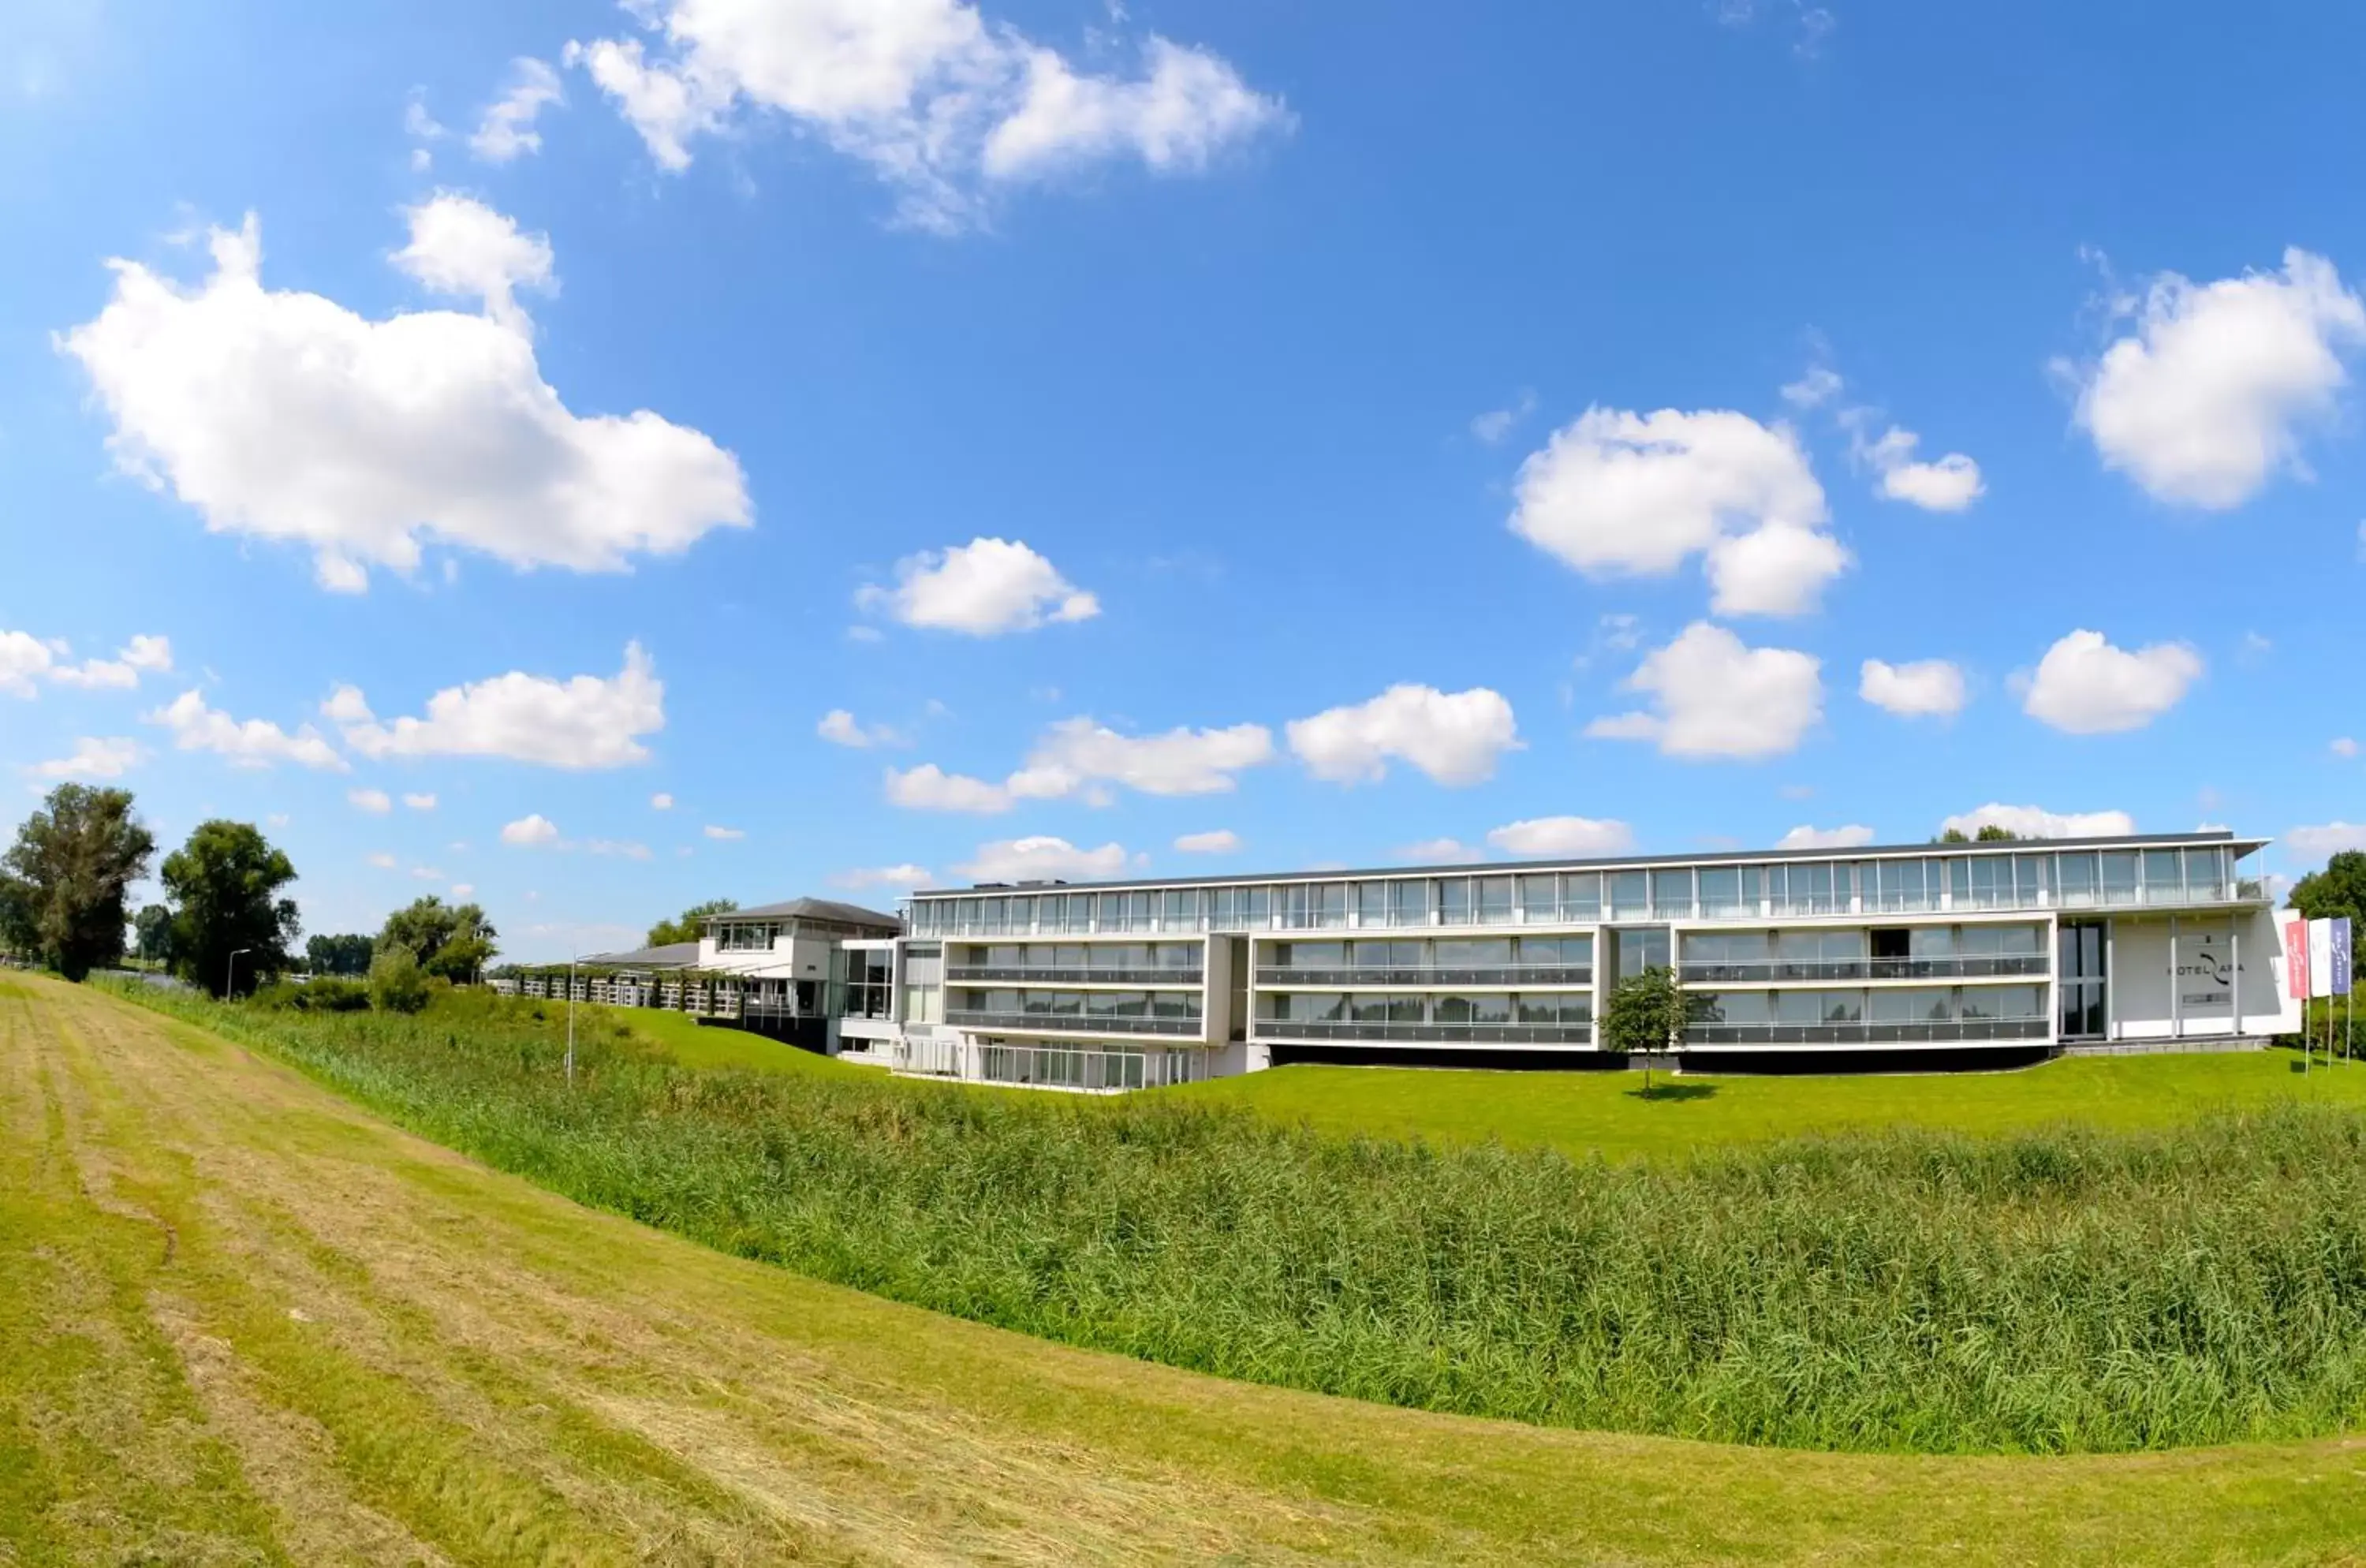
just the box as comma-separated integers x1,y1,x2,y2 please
909,831,2265,899
707,897,901,928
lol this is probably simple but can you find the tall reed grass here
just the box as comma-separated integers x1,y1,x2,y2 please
123,984,2366,1454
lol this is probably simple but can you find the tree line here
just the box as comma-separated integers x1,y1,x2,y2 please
0,783,497,999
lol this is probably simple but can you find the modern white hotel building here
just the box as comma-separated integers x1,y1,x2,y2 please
506,831,2301,1092
855,831,2298,1090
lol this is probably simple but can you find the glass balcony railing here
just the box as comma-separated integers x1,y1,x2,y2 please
1254,965,1592,987
945,1010,1202,1037
946,965,1203,985
1677,955,2049,984
1684,1017,2050,1046
1254,1020,1594,1046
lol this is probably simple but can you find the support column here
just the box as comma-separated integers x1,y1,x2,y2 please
2170,915,2181,1040
2104,919,2118,1042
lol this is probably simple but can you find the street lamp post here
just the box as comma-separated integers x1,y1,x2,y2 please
226,946,252,1000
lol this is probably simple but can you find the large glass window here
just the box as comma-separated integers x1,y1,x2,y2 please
1162,890,1202,931
1312,883,1349,929
2057,853,2099,906
1610,872,1648,920
2185,847,2226,900
1965,856,2011,909
2141,849,2181,903
1518,875,1558,922
1390,878,1432,928
1698,866,1742,917
1651,868,1695,919
1517,934,1592,968
1435,993,1513,1025
1869,987,1952,1023
1475,876,1515,925
1435,937,1514,969
1357,881,1389,928
1352,993,1426,1024
1517,993,1592,1025
1961,984,2042,1021
1610,926,1671,979
1438,878,1473,925
1909,926,1957,958
2014,854,2051,907
1563,872,1603,920
1958,924,2043,957
1693,990,1772,1025
2100,852,2139,906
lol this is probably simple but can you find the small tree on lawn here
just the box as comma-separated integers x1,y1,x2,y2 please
162,820,300,997
0,785,156,980
1602,965,1689,1083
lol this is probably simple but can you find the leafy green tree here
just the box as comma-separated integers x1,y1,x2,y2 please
1601,965,1688,1057
2290,850,2366,972
160,820,300,997
305,932,375,976
1936,825,2021,843
0,785,156,980
377,896,498,982
367,945,431,1013
134,903,176,967
646,898,737,947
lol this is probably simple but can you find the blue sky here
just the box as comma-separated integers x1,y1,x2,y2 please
6,0,2366,961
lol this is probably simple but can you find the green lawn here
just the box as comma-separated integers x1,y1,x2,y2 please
592,1002,871,1076
1174,1048,2366,1159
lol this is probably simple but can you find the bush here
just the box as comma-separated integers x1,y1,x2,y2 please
253,975,372,1013
366,947,430,1014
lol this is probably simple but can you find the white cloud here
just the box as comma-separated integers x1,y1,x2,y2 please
367,852,399,869
349,787,392,813
857,538,1099,635
1587,622,1823,760
817,708,909,748
885,763,1012,813
2021,629,2203,734
703,824,745,841
147,689,345,771
2,629,174,694
1287,685,1520,786
1398,837,1481,864
2287,822,2366,860
450,882,476,898
1485,816,1635,857
1510,407,1845,618
565,2,1288,230
1173,829,1241,855
501,813,562,846
587,838,652,860
2064,248,2366,509
2333,737,2359,759
333,643,662,768
58,211,748,593
1857,425,1984,512
953,835,1128,883
1938,804,2136,840
1777,823,1875,849
651,791,674,809
470,57,564,162
1012,717,1273,798
1780,364,1843,409
390,193,556,330
25,737,144,780
412,865,445,880
0,631,55,696
831,863,933,889
1470,389,1536,445
1860,657,1968,719
403,792,437,810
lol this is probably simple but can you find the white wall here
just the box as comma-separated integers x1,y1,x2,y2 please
2110,909,2298,1039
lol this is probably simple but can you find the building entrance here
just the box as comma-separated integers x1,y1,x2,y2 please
2058,920,2107,1040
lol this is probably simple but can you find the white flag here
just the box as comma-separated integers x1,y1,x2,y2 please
2308,917,2335,999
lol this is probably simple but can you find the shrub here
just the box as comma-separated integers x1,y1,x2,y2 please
366,947,430,1014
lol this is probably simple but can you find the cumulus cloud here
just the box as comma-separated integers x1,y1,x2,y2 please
856,538,1098,635
831,863,933,889
703,824,745,841
953,834,1128,883
25,737,144,780
330,643,662,768
1287,685,1520,786
403,792,437,810
58,210,748,593
390,193,556,330
1778,823,1875,849
565,1,1289,230
1012,717,1272,798
147,689,345,770
1510,407,1846,617
368,852,399,870
650,791,674,809
1856,424,1984,512
1173,829,1241,855
2333,737,2359,759
2021,629,2202,734
349,787,392,813
2,629,174,695
816,708,909,748
586,838,652,860
1938,804,2136,839
2287,822,2366,860
2063,248,2366,509
885,763,1013,813
1860,657,1968,719
1484,816,1634,857
1470,389,1536,445
501,813,562,846
470,57,564,162
1587,622,1822,760
1398,837,1481,864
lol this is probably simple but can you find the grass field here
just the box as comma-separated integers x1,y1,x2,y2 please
1179,1050,2366,1159
10,973,2366,1564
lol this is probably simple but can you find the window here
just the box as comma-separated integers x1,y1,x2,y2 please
1008,895,1033,932
1563,873,1603,920
1518,934,1591,968
1357,881,1389,928
1909,926,1957,958
1390,879,1432,928
1693,990,1771,1025
1435,993,1512,1025
1518,875,1558,922
1438,878,1472,925
1313,883,1349,930
1276,941,1345,969
1155,943,1198,970
2057,853,2098,906
1776,862,1836,915
1351,993,1424,1024
1517,993,1591,1025
2142,849,2181,902
1163,889,1202,931
1960,984,2041,1021
1435,937,1513,969
1610,872,1648,920
1869,987,1951,1023
1651,868,1695,919
1958,924,2043,957
1698,867,1741,917
1476,876,1515,924
2185,847,2226,899
1610,926,1670,979
1965,856,2010,908
2014,854,2051,906
2100,852,2139,905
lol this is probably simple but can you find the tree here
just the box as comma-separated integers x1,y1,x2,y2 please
367,946,430,1014
2290,850,2366,972
646,898,737,947
0,785,155,980
377,896,498,982
1936,826,2021,843
160,820,300,998
1601,965,1689,1058
306,932,375,976
134,903,176,968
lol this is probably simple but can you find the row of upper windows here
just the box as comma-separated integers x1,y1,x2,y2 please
1690,986,2048,1025
906,846,2260,936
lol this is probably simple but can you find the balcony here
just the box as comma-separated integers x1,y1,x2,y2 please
1255,1020,1594,1046
1683,1017,2050,1046
1677,954,2049,984
1255,965,1593,987
945,1010,1203,1038
946,965,1203,986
